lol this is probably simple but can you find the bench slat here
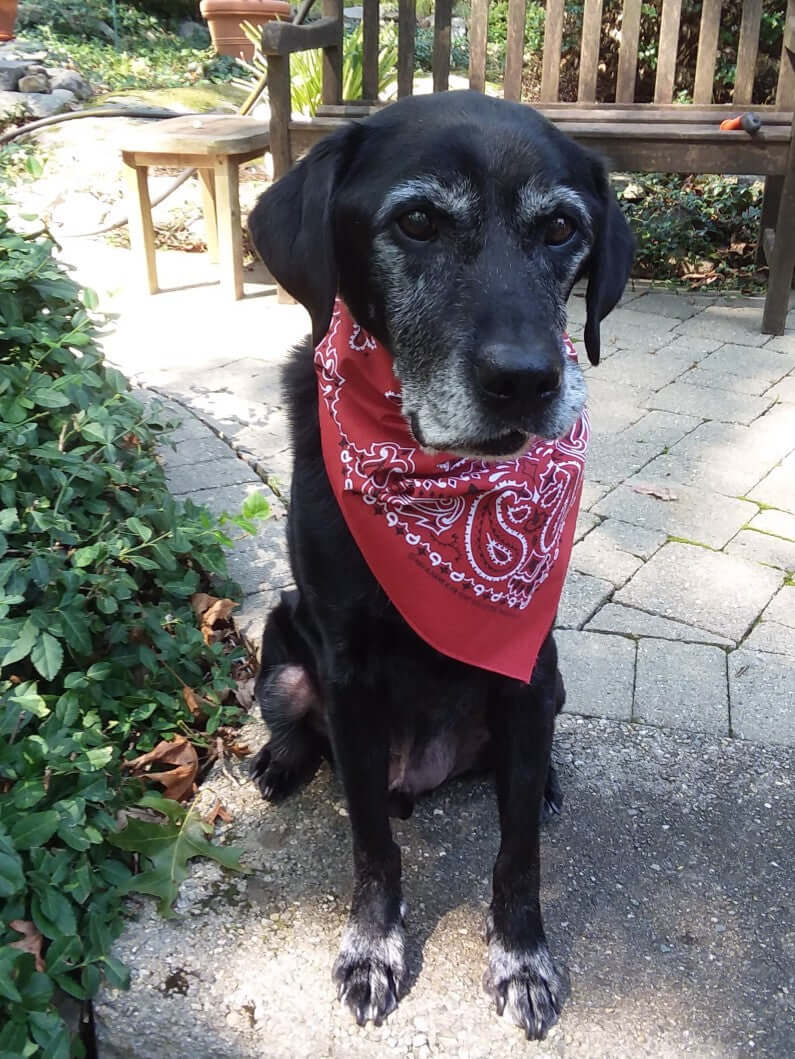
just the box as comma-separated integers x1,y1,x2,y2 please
775,0,795,109
290,118,790,176
734,0,763,105
432,0,453,93
616,0,642,103
693,0,722,104
398,0,416,97
504,0,528,102
654,0,683,104
540,0,564,101
362,0,380,100
469,0,490,92
315,102,793,125
578,0,604,103
321,0,343,106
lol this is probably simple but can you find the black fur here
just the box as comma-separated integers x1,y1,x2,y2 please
247,92,633,1038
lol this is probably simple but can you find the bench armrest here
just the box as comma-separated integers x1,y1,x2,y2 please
260,16,340,56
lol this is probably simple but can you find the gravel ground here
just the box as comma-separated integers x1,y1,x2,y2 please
94,714,794,1059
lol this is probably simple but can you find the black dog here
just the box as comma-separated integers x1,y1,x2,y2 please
247,91,633,1039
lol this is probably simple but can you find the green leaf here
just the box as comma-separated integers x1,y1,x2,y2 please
1,620,38,668
10,682,49,719
241,491,271,521
32,388,71,409
109,799,248,915
31,631,63,680
71,544,101,568
125,517,152,542
0,829,25,898
10,810,59,850
38,887,77,936
102,955,130,990
84,745,114,769
86,661,112,681
0,948,23,1003
59,609,92,655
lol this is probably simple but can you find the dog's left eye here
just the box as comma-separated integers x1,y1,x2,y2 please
544,216,575,246
396,210,437,242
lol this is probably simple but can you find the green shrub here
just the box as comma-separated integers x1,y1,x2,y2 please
620,174,765,289
0,206,263,1054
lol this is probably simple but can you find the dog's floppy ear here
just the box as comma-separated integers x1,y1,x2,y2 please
248,124,360,344
583,163,634,365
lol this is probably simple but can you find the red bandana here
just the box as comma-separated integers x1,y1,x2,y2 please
315,301,589,683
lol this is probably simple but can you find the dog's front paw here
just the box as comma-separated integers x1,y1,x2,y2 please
332,920,406,1026
484,938,568,1040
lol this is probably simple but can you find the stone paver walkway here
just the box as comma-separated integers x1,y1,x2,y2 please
56,239,795,1058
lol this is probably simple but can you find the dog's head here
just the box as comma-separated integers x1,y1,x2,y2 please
249,92,633,458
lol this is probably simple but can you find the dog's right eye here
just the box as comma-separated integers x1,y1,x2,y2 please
396,210,437,242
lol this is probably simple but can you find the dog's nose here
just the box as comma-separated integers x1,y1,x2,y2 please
475,344,562,407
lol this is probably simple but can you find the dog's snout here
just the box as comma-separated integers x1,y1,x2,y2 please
475,344,562,409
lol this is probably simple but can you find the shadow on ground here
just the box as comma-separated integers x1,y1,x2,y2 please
94,715,793,1059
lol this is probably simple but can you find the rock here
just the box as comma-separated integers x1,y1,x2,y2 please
0,59,28,90
17,73,50,93
0,89,30,120
46,68,92,100
622,181,645,202
177,20,211,46
451,16,467,39
24,64,47,75
23,88,76,118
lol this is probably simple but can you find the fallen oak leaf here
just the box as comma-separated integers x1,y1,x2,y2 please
229,743,251,759
108,793,249,916
124,735,199,802
632,483,679,502
9,919,45,972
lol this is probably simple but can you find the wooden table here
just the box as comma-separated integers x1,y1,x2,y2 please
120,115,269,299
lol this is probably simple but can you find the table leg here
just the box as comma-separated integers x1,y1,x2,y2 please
213,154,243,299
197,168,219,265
121,154,158,294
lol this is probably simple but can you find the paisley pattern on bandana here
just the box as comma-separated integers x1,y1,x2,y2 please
315,300,589,683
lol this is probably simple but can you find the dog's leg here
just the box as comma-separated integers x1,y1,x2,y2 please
328,671,405,1026
540,667,566,822
483,635,568,1040
251,593,325,801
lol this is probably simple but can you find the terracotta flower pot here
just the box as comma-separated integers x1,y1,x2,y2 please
0,0,18,42
200,0,291,62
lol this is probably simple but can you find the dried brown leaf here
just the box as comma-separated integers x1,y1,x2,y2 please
9,920,45,972
632,483,679,502
190,592,216,621
229,743,251,759
124,735,199,801
203,799,233,826
234,676,256,711
182,685,204,718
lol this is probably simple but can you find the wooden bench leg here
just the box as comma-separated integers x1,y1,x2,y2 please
213,154,244,300
762,159,795,335
197,168,219,265
122,154,158,294
755,175,783,268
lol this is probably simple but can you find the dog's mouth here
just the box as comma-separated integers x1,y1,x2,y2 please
409,416,530,460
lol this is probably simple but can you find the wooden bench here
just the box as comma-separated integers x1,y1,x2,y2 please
260,0,795,333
